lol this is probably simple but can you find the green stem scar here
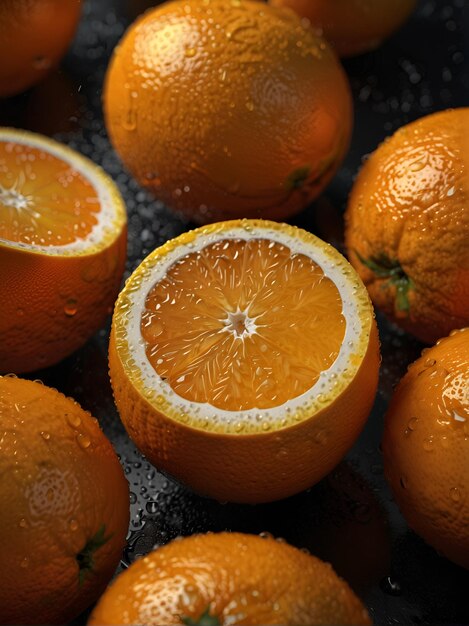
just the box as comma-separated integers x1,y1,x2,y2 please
76,525,111,585
181,606,221,626
355,251,414,314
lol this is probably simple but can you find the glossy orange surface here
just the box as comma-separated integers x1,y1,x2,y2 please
0,376,130,625
345,108,469,344
89,532,371,625
104,0,352,222
382,328,469,570
270,0,417,57
0,0,82,98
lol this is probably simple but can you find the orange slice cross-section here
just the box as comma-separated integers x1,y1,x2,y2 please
0,128,127,373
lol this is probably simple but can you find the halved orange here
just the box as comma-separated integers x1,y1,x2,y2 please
0,128,127,373
109,220,380,503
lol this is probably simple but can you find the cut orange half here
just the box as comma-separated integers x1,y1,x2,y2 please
110,220,379,503
0,128,127,373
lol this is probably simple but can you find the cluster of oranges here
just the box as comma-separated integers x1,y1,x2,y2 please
0,0,468,624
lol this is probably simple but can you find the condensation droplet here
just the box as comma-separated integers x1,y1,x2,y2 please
77,433,91,449
69,519,79,531
64,299,78,317
450,487,461,502
67,413,81,428
40,431,51,441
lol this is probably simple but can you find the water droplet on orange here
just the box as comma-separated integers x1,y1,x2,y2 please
77,433,91,449
64,299,78,317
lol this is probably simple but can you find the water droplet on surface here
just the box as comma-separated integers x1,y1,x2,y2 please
450,487,461,502
77,433,91,449
67,413,81,428
40,431,50,441
129,492,137,504
19,518,28,529
69,519,78,531
408,417,419,431
424,358,436,368
64,299,78,317
184,47,196,58
380,575,402,596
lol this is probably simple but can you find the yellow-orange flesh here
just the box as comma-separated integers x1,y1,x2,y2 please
141,238,345,411
0,141,100,246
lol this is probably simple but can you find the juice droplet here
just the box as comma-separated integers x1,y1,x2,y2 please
77,433,91,449
64,299,78,317
450,487,461,502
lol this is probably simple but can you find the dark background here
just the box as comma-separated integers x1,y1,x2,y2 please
1,0,468,623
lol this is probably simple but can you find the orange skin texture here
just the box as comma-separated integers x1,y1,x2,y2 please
89,532,371,625
382,328,469,570
270,0,417,57
345,108,469,344
0,230,127,374
0,0,82,98
0,377,130,625
109,320,379,504
104,0,353,223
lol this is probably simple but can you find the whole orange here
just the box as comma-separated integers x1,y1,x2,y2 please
0,0,82,98
0,376,130,625
89,532,371,625
382,328,469,570
345,108,469,344
270,0,417,57
104,0,352,223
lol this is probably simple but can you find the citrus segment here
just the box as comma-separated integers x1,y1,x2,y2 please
88,532,371,626
0,128,127,373
142,238,345,411
110,220,379,503
0,142,100,246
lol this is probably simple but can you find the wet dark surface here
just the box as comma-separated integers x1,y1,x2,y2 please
1,0,469,624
